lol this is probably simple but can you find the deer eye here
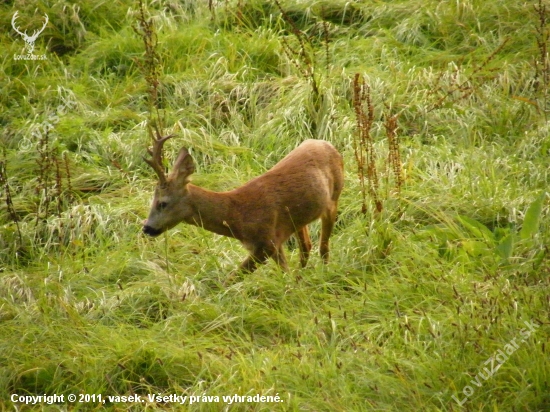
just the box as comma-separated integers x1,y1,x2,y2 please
157,201,168,211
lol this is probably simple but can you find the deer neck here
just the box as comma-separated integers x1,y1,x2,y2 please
185,184,239,239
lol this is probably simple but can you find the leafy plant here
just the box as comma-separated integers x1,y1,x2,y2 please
417,192,547,267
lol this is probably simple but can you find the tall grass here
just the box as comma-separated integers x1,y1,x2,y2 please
1,0,549,410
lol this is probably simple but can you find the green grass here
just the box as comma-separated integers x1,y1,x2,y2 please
1,0,549,410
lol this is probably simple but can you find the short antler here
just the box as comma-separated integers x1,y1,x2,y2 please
144,124,174,185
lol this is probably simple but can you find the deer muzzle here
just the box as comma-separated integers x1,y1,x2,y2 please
142,224,163,237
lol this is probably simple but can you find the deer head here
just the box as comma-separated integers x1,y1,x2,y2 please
12,11,49,55
143,127,195,237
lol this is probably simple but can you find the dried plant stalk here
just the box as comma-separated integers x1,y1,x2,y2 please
0,156,22,245
534,0,550,118
274,0,320,100
385,113,403,193
353,73,381,214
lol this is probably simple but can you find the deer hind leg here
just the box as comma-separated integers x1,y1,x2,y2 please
320,203,338,263
296,226,312,268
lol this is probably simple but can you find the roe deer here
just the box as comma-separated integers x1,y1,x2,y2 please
143,131,344,273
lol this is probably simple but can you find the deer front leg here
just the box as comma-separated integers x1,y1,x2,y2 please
238,241,288,273
273,246,289,271
296,226,312,268
238,255,263,273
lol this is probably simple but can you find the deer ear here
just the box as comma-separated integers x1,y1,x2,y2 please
172,147,195,183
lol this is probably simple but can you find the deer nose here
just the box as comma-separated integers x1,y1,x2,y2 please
143,225,162,237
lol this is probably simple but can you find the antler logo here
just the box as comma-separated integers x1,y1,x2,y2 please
11,11,49,55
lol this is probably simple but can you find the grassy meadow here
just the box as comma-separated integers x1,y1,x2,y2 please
1,0,549,410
